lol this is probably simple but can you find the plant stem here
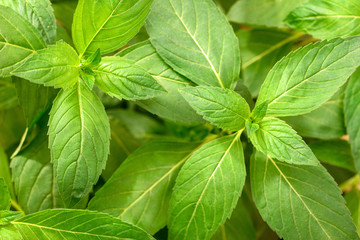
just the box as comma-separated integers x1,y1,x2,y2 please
11,198,24,213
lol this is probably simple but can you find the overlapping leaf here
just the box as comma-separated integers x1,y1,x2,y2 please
0,0,56,44
257,37,360,117
0,5,46,77
251,151,358,240
12,209,154,240
250,117,318,165
48,81,110,207
94,56,165,100
119,40,203,124
345,67,360,173
286,0,360,40
72,0,153,56
146,0,240,89
180,86,250,131
228,0,307,27
11,128,64,214
12,42,80,89
89,139,200,234
169,133,246,240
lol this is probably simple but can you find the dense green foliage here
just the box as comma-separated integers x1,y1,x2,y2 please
1,0,360,239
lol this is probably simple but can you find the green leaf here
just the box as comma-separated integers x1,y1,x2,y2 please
169,133,246,240
0,0,56,44
48,81,110,207
118,40,203,124
285,0,360,40
283,87,346,140
245,120,259,138
257,37,360,117
237,28,299,97
101,112,142,181
345,67,360,174
251,151,358,240
0,77,18,111
250,117,318,165
11,127,65,214
12,209,155,240
211,198,256,240
309,140,356,172
0,211,22,225
0,147,14,198
228,0,308,27
0,5,46,77
72,0,153,57
0,107,26,151
250,100,269,123
0,178,10,210
14,78,58,128
180,86,250,131
12,42,80,89
52,0,77,34
146,0,240,89
94,56,165,100
345,189,360,236
89,139,200,235
0,220,22,240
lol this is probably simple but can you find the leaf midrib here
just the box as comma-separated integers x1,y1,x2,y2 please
167,0,224,88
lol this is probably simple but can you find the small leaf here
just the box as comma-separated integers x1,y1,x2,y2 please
0,0,56,44
12,42,80,89
146,0,240,89
245,120,259,137
345,67,360,174
72,0,153,56
80,71,95,89
48,81,110,207
250,100,268,123
13,209,155,240
180,86,250,131
94,56,165,100
81,48,101,68
0,5,46,77
0,178,10,211
169,133,246,240
257,37,360,117
285,0,360,40
251,151,358,240
89,139,200,235
250,117,318,165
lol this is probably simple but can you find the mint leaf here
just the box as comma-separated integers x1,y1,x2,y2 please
345,67,360,174
0,77,17,111
13,78,58,128
12,42,80,89
0,5,46,77
146,0,240,89
251,151,358,240
81,48,101,68
245,120,259,137
228,0,308,27
0,0,56,44
180,86,250,131
12,209,155,240
11,128,65,214
94,56,165,100
0,178,10,211
250,100,268,123
48,81,110,207
72,0,153,56
89,139,200,235
285,0,360,40
250,117,318,165
119,40,203,124
169,133,246,240
283,86,346,140
0,211,22,225
257,37,360,117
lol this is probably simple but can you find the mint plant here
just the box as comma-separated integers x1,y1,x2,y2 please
1,0,360,239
